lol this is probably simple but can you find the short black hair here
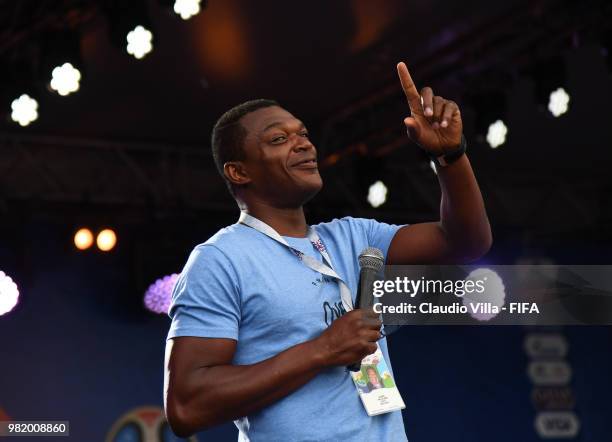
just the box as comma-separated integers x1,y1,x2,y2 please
211,99,280,194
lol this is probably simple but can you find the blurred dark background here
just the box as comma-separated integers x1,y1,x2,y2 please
1,0,611,440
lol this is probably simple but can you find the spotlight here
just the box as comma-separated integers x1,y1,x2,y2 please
5,61,39,127
126,25,153,59
105,1,155,60
0,271,19,316
466,83,508,148
548,87,570,118
530,56,569,117
97,229,117,252
144,274,179,314
50,62,81,96
486,120,508,149
41,30,84,97
463,268,505,321
173,0,203,20
10,94,38,126
74,228,94,250
367,180,387,208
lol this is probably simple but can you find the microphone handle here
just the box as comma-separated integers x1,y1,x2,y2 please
347,267,380,372
354,267,379,310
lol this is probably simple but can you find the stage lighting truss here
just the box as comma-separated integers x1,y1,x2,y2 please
174,0,202,20
50,62,82,96
367,180,387,208
126,25,153,59
10,94,39,126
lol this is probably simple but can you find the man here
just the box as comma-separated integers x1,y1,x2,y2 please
164,63,492,441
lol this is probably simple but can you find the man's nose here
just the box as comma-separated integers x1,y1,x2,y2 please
292,137,315,152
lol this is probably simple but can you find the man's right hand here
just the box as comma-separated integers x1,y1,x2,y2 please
165,309,382,436
313,308,382,367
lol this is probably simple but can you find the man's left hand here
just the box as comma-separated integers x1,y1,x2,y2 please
397,62,463,156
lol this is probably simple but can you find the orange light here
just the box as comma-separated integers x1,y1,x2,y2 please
191,0,252,82
74,228,94,250
96,229,117,252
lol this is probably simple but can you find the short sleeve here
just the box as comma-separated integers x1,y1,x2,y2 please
167,245,241,340
358,218,405,259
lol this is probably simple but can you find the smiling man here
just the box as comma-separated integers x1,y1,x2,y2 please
164,63,492,441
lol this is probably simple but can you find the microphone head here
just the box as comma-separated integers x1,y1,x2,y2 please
358,247,384,272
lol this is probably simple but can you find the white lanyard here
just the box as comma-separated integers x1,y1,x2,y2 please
238,212,355,312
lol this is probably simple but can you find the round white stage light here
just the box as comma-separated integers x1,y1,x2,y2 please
367,181,388,208
10,94,38,126
50,62,81,96
126,26,153,60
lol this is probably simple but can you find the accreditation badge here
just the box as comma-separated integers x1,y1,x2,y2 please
350,345,406,416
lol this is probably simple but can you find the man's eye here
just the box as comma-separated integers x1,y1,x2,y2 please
300,132,309,138
271,136,287,143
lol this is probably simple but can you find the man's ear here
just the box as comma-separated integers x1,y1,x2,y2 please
224,161,251,186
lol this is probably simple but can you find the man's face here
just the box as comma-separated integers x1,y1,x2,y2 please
238,106,322,207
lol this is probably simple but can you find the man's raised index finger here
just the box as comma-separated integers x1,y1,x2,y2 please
397,62,421,114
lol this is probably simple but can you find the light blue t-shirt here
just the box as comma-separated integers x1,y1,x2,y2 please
167,216,408,442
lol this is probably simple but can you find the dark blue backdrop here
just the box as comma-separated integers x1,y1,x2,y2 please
1,220,611,441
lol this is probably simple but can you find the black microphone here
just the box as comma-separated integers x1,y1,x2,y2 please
348,247,384,372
